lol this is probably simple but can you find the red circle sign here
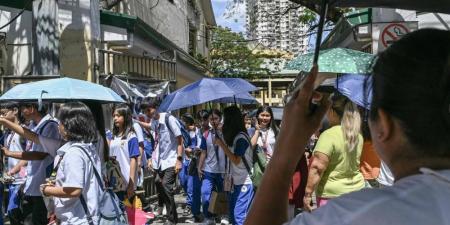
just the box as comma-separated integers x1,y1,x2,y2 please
381,23,410,48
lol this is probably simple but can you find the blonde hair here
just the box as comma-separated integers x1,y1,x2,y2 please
332,96,361,152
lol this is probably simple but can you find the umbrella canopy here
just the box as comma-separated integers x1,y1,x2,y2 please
212,78,258,93
0,77,125,103
330,0,450,14
285,48,374,74
212,92,258,105
159,78,258,112
336,74,372,109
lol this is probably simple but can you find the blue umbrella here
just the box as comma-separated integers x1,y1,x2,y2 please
336,74,372,109
159,78,258,112
0,77,125,103
212,92,258,104
212,78,258,93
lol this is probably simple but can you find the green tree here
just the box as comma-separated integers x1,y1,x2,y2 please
207,26,269,78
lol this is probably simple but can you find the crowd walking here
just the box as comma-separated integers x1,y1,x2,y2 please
0,28,448,225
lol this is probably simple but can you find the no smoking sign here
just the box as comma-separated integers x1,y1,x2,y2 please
381,23,410,48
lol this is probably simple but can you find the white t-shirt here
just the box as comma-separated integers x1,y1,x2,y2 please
40,137,102,225
24,114,61,196
202,129,226,174
285,168,450,225
256,128,276,161
5,132,27,184
133,122,147,167
377,161,394,186
109,132,140,190
151,113,182,171
230,132,252,185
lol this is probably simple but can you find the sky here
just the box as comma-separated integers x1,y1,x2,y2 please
211,0,247,33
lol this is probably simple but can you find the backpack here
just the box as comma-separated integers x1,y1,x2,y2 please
164,113,192,149
77,146,128,225
240,132,268,189
105,158,127,192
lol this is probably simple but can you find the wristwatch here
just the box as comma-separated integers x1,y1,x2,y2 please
177,155,183,161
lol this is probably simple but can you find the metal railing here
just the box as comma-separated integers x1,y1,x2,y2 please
98,49,176,81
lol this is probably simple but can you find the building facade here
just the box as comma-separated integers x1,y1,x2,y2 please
0,0,216,91
246,0,309,56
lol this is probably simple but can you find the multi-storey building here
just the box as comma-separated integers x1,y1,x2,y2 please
246,0,309,56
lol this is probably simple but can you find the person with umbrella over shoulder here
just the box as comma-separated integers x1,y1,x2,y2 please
245,28,450,225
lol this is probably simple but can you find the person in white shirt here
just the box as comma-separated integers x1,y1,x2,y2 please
0,102,27,225
197,109,227,224
215,106,254,225
1,102,61,225
251,106,279,162
109,104,140,200
245,29,450,225
1,102,103,225
138,99,183,225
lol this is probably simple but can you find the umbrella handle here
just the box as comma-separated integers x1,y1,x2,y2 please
38,90,48,111
313,0,329,65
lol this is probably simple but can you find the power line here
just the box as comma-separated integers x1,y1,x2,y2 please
0,1,31,30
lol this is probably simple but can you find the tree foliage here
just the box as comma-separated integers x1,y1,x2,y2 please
204,26,269,78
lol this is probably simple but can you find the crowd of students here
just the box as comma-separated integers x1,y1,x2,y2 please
0,28,447,225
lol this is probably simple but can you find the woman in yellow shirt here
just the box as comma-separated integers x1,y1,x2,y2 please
303,95,365,211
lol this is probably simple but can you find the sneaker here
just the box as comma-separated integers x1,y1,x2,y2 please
201,218,216,225
183,206,192,216
220,215,230,225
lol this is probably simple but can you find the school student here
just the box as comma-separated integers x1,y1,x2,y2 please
0,103,61,225
215,106,254,225
109,104,140,200
0,102,103,224
0,102,27,225
198,109,227,225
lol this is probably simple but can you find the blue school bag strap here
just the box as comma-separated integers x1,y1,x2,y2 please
76,146,126,225
164,113,191,148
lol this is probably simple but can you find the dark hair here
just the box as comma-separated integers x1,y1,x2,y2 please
197,109,210,120
222,106,246,146
369,28,450,156
1,102,19,110
84,101,109,161
140,98,161,110
209,109,222,119
113,103,134,137
256,105,280,137
56,102,98,143
21,102,48,116
182,113,195,126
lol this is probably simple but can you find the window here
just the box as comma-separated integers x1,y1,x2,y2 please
188,24,197,56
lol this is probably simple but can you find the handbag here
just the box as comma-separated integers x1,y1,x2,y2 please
77,147,128,225
188,156,198,176
208,191,229,215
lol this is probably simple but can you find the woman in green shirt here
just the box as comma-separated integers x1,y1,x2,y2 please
303,95,364,211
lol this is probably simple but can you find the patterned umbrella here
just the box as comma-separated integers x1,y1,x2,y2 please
285,48,374,74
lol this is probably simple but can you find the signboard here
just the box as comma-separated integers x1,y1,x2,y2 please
372,22,418,53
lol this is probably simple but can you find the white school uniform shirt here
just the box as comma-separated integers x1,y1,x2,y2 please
202,129,226,174
24,114,61,196
285,168,450,225
39,137,102,225
256,128,276,161
109,132,140,190
377,161,394,186
151,113,182,171
230,132,253,185
5,132,27,184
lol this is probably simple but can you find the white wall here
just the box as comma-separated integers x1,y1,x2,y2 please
0,6,33,75
417,13,450,30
